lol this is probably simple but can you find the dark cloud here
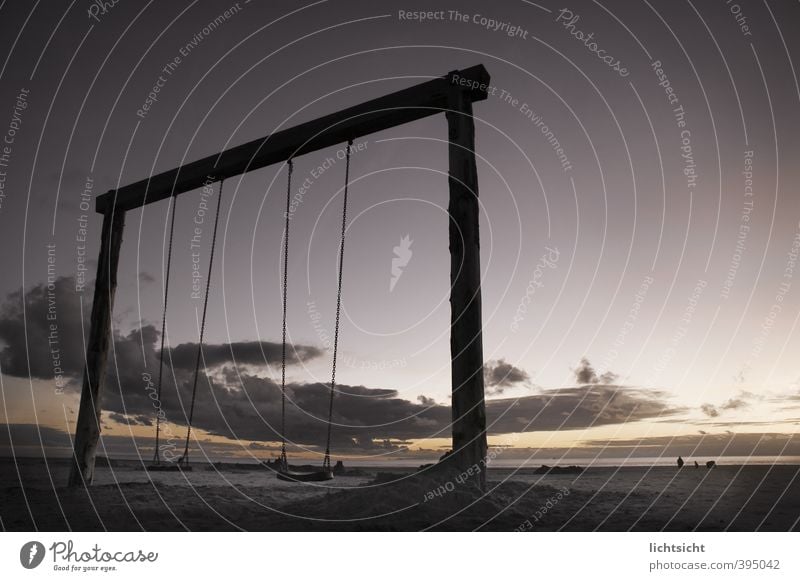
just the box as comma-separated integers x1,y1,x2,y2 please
95,375,684,452
768,391,800,409
0,275,322,382
248,441,278,451
486,384,685,434
0,276,89,380
0,423,280,460
1,278,685,453
168,340,322,370
8,424,796,464
483,358,531,395
0,423,74,453
573,357,618,385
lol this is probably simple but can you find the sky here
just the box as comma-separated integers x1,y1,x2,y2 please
0,0,799,465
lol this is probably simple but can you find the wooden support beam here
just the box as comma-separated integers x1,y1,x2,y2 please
68,207,125,486
446,80,488,491
96,64,490,214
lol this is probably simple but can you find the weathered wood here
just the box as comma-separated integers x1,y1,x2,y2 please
68,207,125,486
446,82,488,491
95,65,490,214
75,65,491,489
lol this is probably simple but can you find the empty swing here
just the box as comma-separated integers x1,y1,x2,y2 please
146,178,225,472
276,140,353,483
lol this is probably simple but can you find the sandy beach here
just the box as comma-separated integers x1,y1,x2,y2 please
1,458,797,531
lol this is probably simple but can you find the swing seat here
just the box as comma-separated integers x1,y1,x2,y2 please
276,468,334,482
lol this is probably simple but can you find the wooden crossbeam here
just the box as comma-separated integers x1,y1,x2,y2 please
96,64,490,214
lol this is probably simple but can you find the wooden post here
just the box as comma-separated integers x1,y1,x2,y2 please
68,205,125,486
446,78,488,491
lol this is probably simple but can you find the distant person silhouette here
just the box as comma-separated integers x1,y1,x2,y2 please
694,461,699,468
677,456,685,468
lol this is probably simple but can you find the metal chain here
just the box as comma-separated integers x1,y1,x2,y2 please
323,139,352,471
181,178,225,465
280,160,293,469
153,194,178,464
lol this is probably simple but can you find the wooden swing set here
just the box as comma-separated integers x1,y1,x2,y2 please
68,64,492,489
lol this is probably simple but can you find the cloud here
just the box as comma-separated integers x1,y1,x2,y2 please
722,398,748,411
573,357,618,385
248,441,278,451
107,412,152,426
9,424,796,464
578,432,800,458
701,419,800,428
486,384,685,434
483,359,532,395
0,275,323,383
700,392,753,417
0,423,282,460
0,276,89,380
92,375,683,452
0,423,74,453
168,340,322,370
0,277,686,453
